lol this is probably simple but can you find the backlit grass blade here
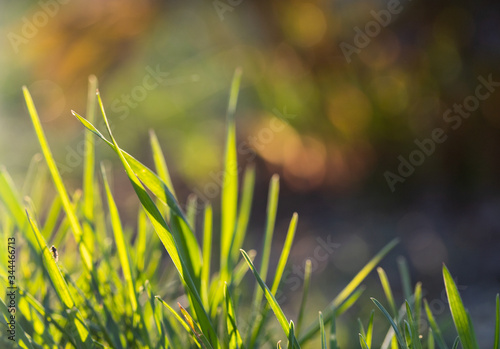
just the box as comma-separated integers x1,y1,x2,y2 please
371,298,406,348
224,283,244,349
271,212,298,295
101,164,138,312
23,86,93,272
135,208,148,274
296,259,312,335
240,249,301,348
495,294,499,349
414,282,422,334
377,267,397,318
221,68,242,275
359,334,370,349
71,109,185,220
299,238,399,344
201,203,213,309
82,75,98,258
156,296,192,334
366,309,375,347
27,211,93,348
424,299,448,349
289,321,298,349
73,108,203,279
443,264,479,349
319,312,326,349
93,90,217,347
428,328,435,349
231,164,256,262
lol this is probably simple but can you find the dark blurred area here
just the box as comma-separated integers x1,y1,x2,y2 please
1,0,500,345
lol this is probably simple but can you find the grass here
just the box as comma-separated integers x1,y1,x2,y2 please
0,71,498,348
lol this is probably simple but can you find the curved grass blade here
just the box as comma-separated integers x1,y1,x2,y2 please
443,264,479,349
371,298,406,348
299,238,399,344
93,90,217,347
240,249,300,348
359,333,370,349
149,129,177,200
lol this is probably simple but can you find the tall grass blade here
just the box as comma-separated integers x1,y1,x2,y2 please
377,267,397,318
221,68,242,276
319,312,326,349
224,283,244,349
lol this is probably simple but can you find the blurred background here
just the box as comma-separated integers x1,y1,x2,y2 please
1,0,499,346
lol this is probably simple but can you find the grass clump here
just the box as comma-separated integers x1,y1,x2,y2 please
0,71,498,348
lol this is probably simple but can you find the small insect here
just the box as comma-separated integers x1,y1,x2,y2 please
50,245,58,262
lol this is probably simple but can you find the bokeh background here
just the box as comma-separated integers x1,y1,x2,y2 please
1,0,500,346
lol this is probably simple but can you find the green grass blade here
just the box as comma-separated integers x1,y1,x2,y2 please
23,86,93,272
299,238,399,344
101,164,138,312
428,328,435,349
27,211,93,348
424,299,449,349
494,294,499,349
359,334,370,349
414,282,422,335
271,212,298,295
377,267,397,318
319,312,326,349
231,164,256,262
221,68,242,276
366,309,375,347
371,298,406,348
224,283,244,349
135,208,148,273
149,129,177,200
296,259,312,335
442,264,479,349
201,203,213,309
82,75,98,258
240,249,300,348
451,337,459,349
